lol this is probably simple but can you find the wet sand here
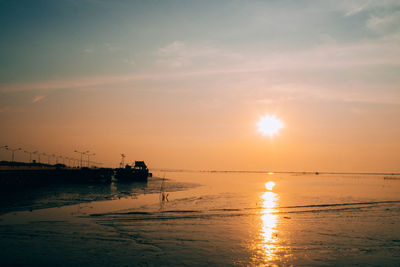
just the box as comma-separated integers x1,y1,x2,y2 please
1,172,399,266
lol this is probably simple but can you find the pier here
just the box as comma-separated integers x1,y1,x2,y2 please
0,161,114,189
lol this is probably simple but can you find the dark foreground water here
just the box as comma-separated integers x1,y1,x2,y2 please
0,172,399,266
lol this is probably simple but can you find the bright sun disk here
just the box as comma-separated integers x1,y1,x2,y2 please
257,114,284,137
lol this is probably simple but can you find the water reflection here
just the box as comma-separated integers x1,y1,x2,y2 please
260,190,279,260
251,181,280,264
265,181,275,191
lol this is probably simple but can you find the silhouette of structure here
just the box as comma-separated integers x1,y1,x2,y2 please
0,161,113,190
0,156,152,190
115,161,150,182
119,154,126,168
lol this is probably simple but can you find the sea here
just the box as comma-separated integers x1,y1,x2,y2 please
0,171,399,266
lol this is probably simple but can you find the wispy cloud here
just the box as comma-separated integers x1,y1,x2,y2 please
337,0,400,16
154,38,400,72
1,37,399,108
155,41,242,68
32,95,47,103
366,11,400,33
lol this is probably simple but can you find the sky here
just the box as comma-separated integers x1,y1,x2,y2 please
0,0,399,172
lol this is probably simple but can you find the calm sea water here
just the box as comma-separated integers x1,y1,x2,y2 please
0,172,399,266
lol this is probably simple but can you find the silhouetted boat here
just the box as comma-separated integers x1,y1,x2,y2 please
115,161,150,182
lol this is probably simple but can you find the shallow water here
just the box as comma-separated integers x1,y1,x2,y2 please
1,172,399,266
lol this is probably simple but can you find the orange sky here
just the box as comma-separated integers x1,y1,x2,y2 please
1,1,399,172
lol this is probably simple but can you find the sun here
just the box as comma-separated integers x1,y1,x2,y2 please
257,114,284,137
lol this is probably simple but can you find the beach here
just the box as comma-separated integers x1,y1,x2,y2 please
1,172,399,266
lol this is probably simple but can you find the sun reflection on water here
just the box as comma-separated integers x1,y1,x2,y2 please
265,181,275,191
250,181,280,264
260,190,279,260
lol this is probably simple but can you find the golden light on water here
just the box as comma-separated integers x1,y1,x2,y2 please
250,180,280,264
259,190,279,261
257,114,284,138
265,181,275,191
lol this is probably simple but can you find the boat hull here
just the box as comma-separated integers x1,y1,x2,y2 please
115,168,148,182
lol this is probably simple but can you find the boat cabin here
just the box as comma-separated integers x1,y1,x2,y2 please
134,161,147,170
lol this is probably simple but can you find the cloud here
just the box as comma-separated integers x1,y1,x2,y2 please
32,95,47,103
336,0,400,16
155,41,243,68
84,48,94,53
155,38,400,73
156,41,189,67
366,11,400,33
1,37,399,108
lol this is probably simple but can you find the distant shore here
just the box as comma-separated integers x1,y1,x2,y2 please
152,168,400,176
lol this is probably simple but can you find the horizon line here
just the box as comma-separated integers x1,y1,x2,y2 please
150,168,400,176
